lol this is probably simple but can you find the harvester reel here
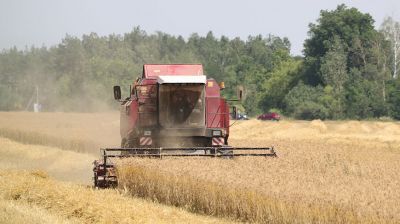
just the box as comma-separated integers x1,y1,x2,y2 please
93,146,276,188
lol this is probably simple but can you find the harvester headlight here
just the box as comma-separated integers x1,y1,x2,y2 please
212,130,222,137
144,130,152,136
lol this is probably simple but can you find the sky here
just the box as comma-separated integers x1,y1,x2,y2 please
0,0,399,56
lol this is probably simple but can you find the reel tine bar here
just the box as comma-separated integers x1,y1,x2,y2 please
93,146,276,188
102,146,277,158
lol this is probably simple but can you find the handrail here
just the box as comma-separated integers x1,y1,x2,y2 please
100,146,277,158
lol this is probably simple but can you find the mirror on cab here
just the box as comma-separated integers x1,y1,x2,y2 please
237,86,244,101
113,86,121,100
232,106,237,120
219,81,225,90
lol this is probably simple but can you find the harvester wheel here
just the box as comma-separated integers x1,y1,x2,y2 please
93,173,98,188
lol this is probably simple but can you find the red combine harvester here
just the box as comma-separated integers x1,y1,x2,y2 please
93,64,276,188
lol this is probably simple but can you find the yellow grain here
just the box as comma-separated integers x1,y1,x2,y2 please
0,199,79,224
1,112,400,223
0,170,233,224
117,119,400,223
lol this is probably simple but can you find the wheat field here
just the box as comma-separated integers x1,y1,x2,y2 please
0,137,232,223
0,112,399,223
0,137,95,184
0,112,120,154
0,199,78,224
117,120,400,223
0,169,232,224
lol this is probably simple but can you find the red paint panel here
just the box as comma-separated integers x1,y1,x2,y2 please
139,78,157,85
120,100,138,139
205,78,229,129
205,79,220,97
222,99,230,136
206,97,221,128
143,64,203,78
206,98,230,129
129,100,139,128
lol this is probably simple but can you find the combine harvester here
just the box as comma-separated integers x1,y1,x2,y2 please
93,64,276,188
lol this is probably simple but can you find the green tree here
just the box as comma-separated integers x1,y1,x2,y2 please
284,82,328,120
258,59,302,113
303,4,377,85
380,16,400,79
344,69,388,118
387,79,400,119
320,36,348,118
0,27,292,113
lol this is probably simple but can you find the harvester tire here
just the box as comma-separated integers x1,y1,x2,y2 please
93,173,98,188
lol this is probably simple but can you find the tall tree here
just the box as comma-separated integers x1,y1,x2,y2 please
320,36,348,118
303,4,377,85
0,28,291,113
380,16,400,79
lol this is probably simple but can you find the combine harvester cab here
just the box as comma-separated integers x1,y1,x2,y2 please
93,64,276,188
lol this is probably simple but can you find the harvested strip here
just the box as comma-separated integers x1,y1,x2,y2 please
0,137,95,184
0,199,78,224
0,127,98,154
0,170,233,224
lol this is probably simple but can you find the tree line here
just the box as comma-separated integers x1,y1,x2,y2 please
0,4,399,119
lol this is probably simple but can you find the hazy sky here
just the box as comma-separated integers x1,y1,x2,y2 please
0,0,399,56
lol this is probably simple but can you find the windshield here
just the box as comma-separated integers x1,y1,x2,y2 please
158,84,205,128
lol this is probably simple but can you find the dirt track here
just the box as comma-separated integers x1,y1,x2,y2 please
0,137,95,184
